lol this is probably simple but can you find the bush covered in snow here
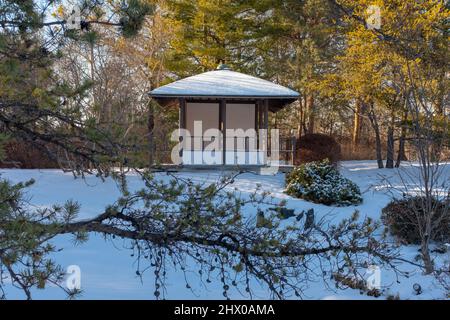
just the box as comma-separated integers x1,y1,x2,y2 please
285,160,362,206
382,197,450,244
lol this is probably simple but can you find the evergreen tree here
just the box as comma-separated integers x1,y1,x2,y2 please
0,0,153,298
0,0,153,173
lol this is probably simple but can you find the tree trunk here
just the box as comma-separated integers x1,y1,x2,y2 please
421,228,434,274
395,109,408,168
395,135,406,168
367,103,384,168
89,42,98,122
89,41,97,170
297,100,304,138
306,95,315,134
386,126,394,168
352,99,365,149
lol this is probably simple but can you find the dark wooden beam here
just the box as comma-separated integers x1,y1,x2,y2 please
179,98,186,129
264,99,269,157
179,98,186,161
220,99,226,165
255,100,260,150
186,98,257,105
263,99,269,130
259,100,264,130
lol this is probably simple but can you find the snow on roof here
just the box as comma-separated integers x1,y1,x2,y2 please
149,70,300,98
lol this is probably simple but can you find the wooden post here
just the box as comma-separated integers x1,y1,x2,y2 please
148,100,155,166
179,98,186,161
220,99,226,165
179,98,186,129
263,99,269,130
264,99,269,157
255,101,259,150
291,134,296,165
259,100,264,130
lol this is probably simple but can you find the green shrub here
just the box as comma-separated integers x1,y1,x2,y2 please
381,197,450,244
285,160,362,206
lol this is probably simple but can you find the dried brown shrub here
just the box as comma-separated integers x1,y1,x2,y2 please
1,139,57,169
382,197,450,244
294,133,341,165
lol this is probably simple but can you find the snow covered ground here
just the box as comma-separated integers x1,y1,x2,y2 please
1,161,449,300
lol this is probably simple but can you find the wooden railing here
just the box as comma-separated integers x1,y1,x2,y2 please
153,135,297,165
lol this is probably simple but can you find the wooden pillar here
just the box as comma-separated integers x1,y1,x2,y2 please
179,98,186,129
258,100,264,130
148,101,155,166
263,99,268,130
255,101,259,150
263,99,269,156
291,134,296,165
220,99,226,165
179,98,186,159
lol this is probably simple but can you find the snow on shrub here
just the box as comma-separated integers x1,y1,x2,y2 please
285,160,362,206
